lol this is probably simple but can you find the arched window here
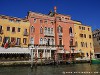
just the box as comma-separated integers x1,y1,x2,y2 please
44,27,47,33
51,28,53,34
30,37,34,44
40,27,43,34
40,38,43,44
69,27,73,34
57,25,63,33
48,28,50,34
31,26,35,33
44,38,47,44
52,39,54,45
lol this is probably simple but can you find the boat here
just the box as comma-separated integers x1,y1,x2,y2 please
91,58,100,64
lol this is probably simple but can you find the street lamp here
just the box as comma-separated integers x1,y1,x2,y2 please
29,45,34,68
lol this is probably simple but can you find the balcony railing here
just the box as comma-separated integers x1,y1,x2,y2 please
23,32,29,36
0,30,3,34
70,33,74,38
44,32,54,37
58,33,62,36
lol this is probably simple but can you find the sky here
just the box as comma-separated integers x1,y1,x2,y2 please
0,0,100,31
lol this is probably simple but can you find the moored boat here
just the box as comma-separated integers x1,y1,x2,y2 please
91,58,100,64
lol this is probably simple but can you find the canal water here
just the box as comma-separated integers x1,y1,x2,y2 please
0,64,100,75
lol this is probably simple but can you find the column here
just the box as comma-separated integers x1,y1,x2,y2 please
43,49,45,58
45,49,47,58
49,48,51,59
37,49,38,58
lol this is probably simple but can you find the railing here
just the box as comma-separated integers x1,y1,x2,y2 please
44,32,54,37
70,33,74,38
58,33,63,36
23,32,29,36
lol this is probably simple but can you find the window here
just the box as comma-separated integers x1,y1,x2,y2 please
12,27,15,32
11,37,16,42
44,38,47,45
40,27,43,34
51,22,53,25
0,25,2,30
89,35,91,38
52,39,54,45
40,20,43,23
88,28,90,31
34,18,36,23
82,27,85,30
7,27,10,31
86,53,89,57
9,19,13,22
80,34,83,37
86,42,87,47
40,38,43,44
44,27,47,33
30,37,34,44
31,26,35,33
0,36,2,42
70,39,73,46
51,28,53,34
16,20,20,23
23,38,27,45
90,43,92,48
69,27,73,34
84,34,86,38
16,38,21,45
44,20,47,24
79,26,81,29
57,26,63,33
48,28,50,34
18,28,20,32
81,42,84,47
11,37,16,45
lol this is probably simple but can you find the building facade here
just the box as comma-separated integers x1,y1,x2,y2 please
74,21,94,59
0,15,30,60
93,29,100,58
0,7,94,61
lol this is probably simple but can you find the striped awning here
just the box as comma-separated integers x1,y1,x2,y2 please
0,47,30,54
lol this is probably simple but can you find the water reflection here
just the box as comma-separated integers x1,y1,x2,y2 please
0,64,100,75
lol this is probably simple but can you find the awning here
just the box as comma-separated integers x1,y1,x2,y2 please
0,47,30,54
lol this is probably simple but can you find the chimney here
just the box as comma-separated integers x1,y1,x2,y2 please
54,6,57,13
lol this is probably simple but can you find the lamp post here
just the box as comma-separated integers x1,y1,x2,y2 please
29,45,34,68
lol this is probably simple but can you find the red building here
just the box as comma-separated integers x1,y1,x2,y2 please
27,7,75,60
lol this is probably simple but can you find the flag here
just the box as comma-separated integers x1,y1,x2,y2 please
4,39,9,49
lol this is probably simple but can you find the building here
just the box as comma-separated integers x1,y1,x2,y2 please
0,6,94,61
74,21,94,59
0,15,30,60
27,7,76,60
93,29,100,58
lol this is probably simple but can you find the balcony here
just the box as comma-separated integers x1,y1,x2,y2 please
70,33,74,38
58,33,62,37
0,30,3,34
44,32,54,37
23,32,29,36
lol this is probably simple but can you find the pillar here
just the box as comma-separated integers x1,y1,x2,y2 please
43,49,45,58
50,48,51,59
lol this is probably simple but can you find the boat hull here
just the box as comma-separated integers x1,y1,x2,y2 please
91,58,100,64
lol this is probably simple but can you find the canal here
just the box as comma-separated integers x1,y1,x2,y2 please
0,64,100,75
